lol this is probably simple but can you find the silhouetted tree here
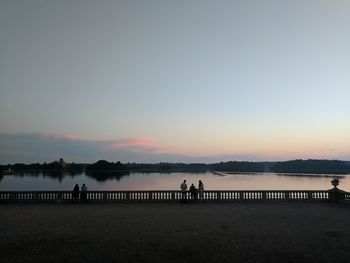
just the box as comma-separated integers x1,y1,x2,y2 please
85,160,129,172
271,159,350,174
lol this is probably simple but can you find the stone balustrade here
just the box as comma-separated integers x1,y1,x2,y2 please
345,192,350,201
1,190,348,202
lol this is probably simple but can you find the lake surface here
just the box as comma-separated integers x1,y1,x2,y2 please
1,171,350,191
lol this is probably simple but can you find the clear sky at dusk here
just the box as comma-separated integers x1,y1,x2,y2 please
1,0,350,163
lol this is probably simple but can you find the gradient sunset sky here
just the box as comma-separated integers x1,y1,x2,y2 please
1,0,350,163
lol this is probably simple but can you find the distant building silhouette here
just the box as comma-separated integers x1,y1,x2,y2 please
59,158,66,168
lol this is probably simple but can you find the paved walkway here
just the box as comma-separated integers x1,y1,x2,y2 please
1,202,350,262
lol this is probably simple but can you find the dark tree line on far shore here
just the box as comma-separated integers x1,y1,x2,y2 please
0,159,84,174
270,159,350,174
2,159,350,175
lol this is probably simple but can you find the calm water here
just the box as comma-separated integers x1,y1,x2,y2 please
1,171,350,191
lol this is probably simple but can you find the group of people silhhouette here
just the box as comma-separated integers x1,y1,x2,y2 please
180,179,204,202
71,180,204,203
72,183,88,202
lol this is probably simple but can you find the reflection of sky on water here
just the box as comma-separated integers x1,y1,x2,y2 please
1,172,350,191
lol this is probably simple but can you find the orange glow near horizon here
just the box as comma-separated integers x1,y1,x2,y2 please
162,130,350,160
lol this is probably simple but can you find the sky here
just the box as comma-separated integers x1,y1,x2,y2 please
1,0,350,164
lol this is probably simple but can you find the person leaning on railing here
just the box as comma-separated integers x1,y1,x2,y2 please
72,184,80,202
189,184,198,200
180,180,188,202
198,180,204,199
81,184,88,201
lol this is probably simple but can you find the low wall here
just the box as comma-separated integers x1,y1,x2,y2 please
1,190,349,203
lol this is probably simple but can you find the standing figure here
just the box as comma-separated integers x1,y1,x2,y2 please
72,184,80,202
180,180,188,202
81,184,88,201
198,180,204,199
189,183,197,200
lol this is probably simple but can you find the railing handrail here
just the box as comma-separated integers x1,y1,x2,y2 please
0,190,334,193
1,189,348,202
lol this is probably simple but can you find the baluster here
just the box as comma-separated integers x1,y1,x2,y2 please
308,192,312,200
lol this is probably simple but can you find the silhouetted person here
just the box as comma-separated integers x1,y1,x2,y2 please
189,184,198,200
81,184,87,201
72,184,80,202
198,180,204,199
180,180,188,203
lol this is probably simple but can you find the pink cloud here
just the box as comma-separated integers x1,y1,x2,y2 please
39,133,165,153
104,137,153,150
112,137,154,147
40,133,80,141
103,137,165,152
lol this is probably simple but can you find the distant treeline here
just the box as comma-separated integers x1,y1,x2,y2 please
270,159,350,174
2,159,350,174
0,160,84,173
211,161,267,172
85,160,128,172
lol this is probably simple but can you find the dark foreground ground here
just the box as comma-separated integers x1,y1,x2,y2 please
1,202,350,263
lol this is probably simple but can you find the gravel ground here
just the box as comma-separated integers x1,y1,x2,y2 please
1,202,350,263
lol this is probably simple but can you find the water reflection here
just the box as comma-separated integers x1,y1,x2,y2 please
1,171,350,191
217,171,346,179
85,171,130,182
276,173,345,179
10,171,85,183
